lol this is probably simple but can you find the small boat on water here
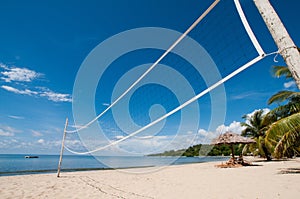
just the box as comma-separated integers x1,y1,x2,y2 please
25,156,39,158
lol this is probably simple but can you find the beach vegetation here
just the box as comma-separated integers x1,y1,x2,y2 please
241,110,272,160
148,144,242,157
264,58,300,158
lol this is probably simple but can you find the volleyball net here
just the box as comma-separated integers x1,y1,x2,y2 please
62,0,275,157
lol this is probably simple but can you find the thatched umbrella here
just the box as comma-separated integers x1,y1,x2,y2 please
211,131,256,159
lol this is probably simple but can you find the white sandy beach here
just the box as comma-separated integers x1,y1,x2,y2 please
0,157,299,199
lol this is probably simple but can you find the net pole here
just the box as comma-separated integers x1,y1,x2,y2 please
254,0,300,89
57,117,68,177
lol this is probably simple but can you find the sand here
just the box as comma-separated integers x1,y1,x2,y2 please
0,157,299,199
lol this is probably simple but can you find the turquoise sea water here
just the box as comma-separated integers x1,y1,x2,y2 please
0,154,228,176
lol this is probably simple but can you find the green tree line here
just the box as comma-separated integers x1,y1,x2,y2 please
148,144,242,157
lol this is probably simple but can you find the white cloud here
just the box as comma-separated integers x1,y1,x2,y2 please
68,124,87,130
194,121,246,145
29,139,62,149
40,91,72,102
32,130,43,137
1,85,72,103
0,64,72,103
37,139,45,144
215,121,245,135
65,140,83,148
8,115,24,120
232,92,259,100
246,108,270,118
0,139,20,149
69,134,190,156
197,128,218,143
115,135,125,140
0,130,14,136
116,135,173,154
59,139,86,152
0,125,21,137
196,108,271,145
1,65,41,82
284,81,296,89
1,85,38,95
0,63,9,70
0,137,66,152
105,132,199,155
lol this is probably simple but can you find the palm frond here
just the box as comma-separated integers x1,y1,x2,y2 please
265,113,300,158
272,66,293,79
266,97,300,120
262,111,277,126
268,91,300,105
241,110,267,137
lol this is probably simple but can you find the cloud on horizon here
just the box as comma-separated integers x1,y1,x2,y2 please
0,125,21,137
0,109,270,154
56,119,250,155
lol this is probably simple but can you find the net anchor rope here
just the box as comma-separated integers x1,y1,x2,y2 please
269,46,298,63
65,0,221,134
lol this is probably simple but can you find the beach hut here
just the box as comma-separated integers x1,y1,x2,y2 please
211,131,255,166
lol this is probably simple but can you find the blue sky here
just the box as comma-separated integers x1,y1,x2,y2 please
0,0,299,155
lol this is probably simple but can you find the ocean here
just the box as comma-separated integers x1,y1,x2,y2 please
0,154,228,176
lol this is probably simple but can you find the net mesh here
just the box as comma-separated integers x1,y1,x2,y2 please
64,0,265,156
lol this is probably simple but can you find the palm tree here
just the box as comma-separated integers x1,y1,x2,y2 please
241,110,272,161
265,113,300,158
265,92,300,158
266,91,300,120
264,54,300,158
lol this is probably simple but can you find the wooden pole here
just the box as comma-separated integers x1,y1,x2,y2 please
57,117,68,177
231,145,235,159
254,0,300,89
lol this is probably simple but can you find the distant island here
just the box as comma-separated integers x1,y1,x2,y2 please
148,144,242,157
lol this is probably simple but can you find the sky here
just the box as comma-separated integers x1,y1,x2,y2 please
0,0,299,155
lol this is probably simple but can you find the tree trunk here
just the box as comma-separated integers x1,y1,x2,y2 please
254,0,300,89
231,145,235,159
262,143,272,161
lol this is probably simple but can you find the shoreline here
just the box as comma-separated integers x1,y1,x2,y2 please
0,157,299,198
0,155,228,177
